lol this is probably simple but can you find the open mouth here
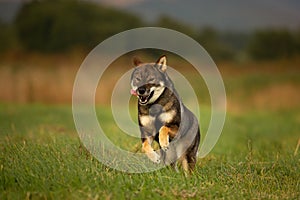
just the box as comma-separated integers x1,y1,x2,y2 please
138,91,154,105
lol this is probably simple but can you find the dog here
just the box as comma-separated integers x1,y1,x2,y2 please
130,55,200,173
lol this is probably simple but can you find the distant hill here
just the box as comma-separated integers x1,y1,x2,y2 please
1,0,300,31
115,0,300,31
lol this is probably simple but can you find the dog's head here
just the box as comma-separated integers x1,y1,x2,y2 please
130,55,171,105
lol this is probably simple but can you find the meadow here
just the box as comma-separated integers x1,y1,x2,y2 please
0,54,299,199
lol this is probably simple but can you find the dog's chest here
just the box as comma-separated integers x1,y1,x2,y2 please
139,110,176,129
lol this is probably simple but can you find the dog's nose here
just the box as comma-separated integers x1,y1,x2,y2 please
137,87,146,95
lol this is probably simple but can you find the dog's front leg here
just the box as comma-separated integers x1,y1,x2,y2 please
159,125,178,151
159,126,170,151
142,137,160,163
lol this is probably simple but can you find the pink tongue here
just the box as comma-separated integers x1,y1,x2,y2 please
130,89,138,96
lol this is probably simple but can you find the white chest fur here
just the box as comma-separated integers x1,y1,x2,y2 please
159,110,176,123
140,110,176,127
140,115,155,127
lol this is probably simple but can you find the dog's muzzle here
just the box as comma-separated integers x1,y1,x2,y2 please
131,86,154,105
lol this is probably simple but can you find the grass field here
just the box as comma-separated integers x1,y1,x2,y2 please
1,104,299,199
0,56,300,199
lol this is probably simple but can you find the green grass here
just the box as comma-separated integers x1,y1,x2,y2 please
0,104,299,199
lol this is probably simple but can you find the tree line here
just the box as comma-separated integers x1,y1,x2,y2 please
1,0,300,61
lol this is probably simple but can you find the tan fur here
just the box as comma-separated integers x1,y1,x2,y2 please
142,140,160,163
167,125,178,138
159,126,170,150
181,157,189,173
142,140,153,153
158,125,179,151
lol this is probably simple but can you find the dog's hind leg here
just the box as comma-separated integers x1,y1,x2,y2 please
181,157,189,173
170,162,179,172
186,146,198,173
186,129,201,173
187,155,197,172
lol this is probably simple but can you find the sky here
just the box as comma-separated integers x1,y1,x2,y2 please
98,0,300,31
1,0,299,31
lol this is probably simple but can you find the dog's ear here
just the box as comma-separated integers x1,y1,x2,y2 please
133,57,143,67
156,55,167,72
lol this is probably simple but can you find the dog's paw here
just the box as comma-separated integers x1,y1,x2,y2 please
160,142,169,151
147,151,161,163
159,137,169,151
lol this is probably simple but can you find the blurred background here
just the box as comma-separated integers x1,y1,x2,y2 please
0,0,299,112
1,1,299,198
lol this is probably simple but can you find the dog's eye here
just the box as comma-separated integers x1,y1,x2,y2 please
136,77,141,81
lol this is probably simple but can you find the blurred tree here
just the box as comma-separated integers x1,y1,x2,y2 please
156,15,197,38
148,15,198,58
15,0,142,52
0,20,17,52
155,17,236,61
196,27,235,61
295,28,300,54
247,29,298,60
220,31,251,60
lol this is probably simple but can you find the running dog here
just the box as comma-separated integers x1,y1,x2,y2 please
130,55,200,173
